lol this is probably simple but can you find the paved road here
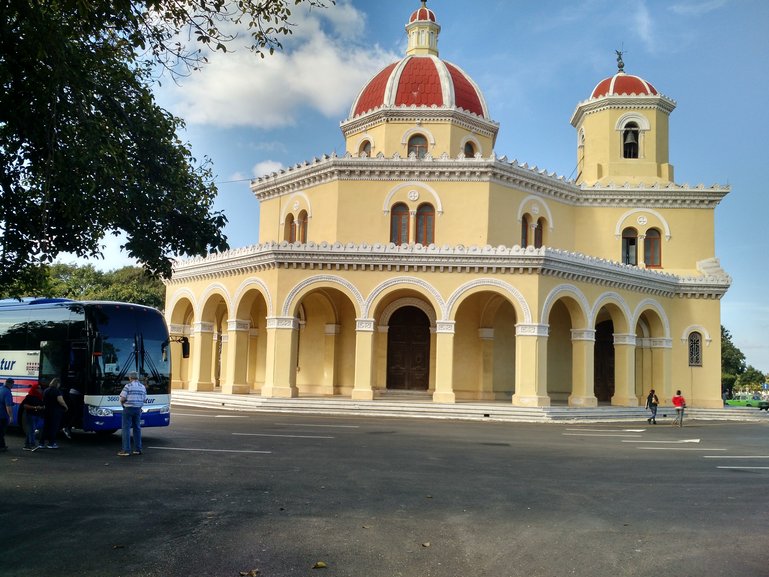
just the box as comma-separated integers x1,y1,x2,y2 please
2,411,768,577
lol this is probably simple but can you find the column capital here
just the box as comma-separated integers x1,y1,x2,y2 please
436,320,455,334
356,318,375,332
266,316,299,330
516,323,549,337
613,333,637,346
227,319,251,332
571,329,596,342
193,321,214,334
478,328,494,340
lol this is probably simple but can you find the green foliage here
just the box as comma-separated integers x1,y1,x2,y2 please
0,0,332,296
735,366,766,391
23,263,166,310
721,325,747,392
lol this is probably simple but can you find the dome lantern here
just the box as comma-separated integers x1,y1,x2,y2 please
406,0,440,57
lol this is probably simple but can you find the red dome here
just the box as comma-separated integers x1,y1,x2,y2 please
350,56,488,119
410,5,436,23
591,72,658,98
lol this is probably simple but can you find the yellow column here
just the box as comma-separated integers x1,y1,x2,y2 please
433,321,456,403
189,321,214,391
222,319,251,394
651,338,672,404
321,324,340,395
168,323,189,389
261,316,299,398
612,333,638,406
352,319,375,400
478,328,495,401
568,329,597,407
512,324,550,407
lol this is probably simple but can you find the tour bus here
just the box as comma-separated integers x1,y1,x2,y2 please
0,298,172,434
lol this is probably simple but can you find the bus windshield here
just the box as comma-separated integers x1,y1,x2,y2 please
87,304,170,396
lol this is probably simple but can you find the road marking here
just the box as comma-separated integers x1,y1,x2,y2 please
636,447,726,451
622,439,701,444
147,446,271,454
563,433,642,438
703,455,769,459
233,432,334,439
565,428,645,433
172,412,248,419
716,466,769,470
274,422,359,429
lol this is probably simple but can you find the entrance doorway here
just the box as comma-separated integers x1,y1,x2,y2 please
594,320,615,402
386,306,430,391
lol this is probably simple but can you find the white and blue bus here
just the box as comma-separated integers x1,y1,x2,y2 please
0,298,171,434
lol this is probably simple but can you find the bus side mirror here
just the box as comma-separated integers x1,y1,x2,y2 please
181,338,190,359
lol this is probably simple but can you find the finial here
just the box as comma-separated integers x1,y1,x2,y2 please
615,48,625,73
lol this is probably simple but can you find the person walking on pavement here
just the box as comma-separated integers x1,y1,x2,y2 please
0,378,14,452
118,371,146,456
42,378,68,448
645,389,659,424
672,390,686,427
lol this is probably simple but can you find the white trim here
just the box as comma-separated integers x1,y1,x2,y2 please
517,195,554,231
383,181,444,215
680,325,713,346
279,192,312,226
380,297,436,326
614,208,671,241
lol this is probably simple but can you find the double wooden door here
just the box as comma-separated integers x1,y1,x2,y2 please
386,306,430,391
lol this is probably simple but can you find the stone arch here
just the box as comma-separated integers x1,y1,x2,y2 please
632,298,670,339
199,284,232,319
680,324,713,346
167,289,197,324
516,195,554,231
382,181,444,215
615,112,651,132
401,126,436,148
541,284,590,328
446,279,531,324
233,278,274,318
590,292,632,333
614,208,672,241
459,134,483,158
282,275,365,318
365,276,445,320
380,297,437,327
280,191,313,226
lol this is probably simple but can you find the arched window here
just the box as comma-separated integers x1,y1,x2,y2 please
390,203,410,244
296,210,308,243
521,214,530,247
688,332,702,367
415,203,435,245
622,227,638,265
534,218,545,248
407,134,428,159
284,213,296,243
644,228,661,268
359,140,371,157
463,141,476,158
622,122,639,159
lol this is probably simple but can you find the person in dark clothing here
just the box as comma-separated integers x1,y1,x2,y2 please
21,384,44,450
0,378,14,451
42,378,68,449
645,389,659,424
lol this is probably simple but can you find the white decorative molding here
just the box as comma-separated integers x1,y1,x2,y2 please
614,208,671,241
613,333,637,346
381,297,436,326
193,322,214,334
249,328,260,337
365,276,446,319
408,190,419,201
590,292,633,331
680,325,713,346
435,320,455,334
198,283,233,319
571,329,596,342
517,195,555,230
169,323,191,336
459,134,483,157
356,318,375,332
266,316,299,330
232,277,274,318
226,319,250,332
447,278,532,324
382,181,444,215
541,284,590,327
279,191,312,226
649,338,672,348
220,334,229,344
281,274,365,317
631,298,671,339
516,323,549,337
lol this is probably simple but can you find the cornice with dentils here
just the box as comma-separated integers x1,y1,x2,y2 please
250,153,729,208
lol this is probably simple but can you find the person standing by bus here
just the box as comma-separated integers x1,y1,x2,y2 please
42,378,68,449
0,378,14,452
672,390,686,427
21,383,44,450
118,371,146,456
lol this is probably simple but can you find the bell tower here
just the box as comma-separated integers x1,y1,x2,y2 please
570,53,676,186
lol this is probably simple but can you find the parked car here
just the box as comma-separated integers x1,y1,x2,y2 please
726,394,769,410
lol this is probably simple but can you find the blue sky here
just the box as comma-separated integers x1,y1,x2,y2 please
77,1,769,371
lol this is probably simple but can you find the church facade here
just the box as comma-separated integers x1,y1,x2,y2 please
164,2,730,409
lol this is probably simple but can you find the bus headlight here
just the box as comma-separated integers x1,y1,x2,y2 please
88,406,114,417
159,405,170,414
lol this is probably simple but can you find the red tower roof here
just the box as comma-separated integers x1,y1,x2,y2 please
410,5,436,23
350,56,488,119
591,72,658,98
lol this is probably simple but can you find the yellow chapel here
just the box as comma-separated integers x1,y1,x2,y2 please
164,2,730,409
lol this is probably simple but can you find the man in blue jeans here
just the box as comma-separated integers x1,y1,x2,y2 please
0,378,14,451
118,371,146,456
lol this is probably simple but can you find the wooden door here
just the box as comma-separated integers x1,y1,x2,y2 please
387,307,430,391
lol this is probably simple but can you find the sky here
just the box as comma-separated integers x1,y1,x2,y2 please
72,0,769,372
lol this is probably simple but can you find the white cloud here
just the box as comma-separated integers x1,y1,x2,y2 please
669,0,728,16
633,2,656,53
158,1,398,129
252,160,285,178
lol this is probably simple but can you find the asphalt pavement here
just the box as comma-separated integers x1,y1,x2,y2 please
1,410,767,577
